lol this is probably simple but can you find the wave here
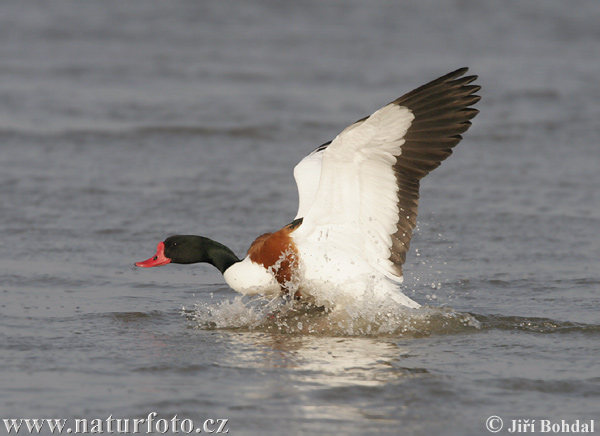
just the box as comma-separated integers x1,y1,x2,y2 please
473,313,600,335
0,122,280,139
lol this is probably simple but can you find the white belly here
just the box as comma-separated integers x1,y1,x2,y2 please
223,257,281,298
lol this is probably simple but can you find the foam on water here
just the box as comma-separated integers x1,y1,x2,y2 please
185,292,481,337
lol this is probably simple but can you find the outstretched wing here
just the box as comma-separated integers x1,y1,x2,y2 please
294,68,480,278
293,142,329,220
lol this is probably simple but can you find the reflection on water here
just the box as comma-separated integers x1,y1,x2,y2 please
216,331,423,423
180,294,481,422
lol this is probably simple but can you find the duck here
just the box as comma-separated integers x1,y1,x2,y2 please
135,68,480,310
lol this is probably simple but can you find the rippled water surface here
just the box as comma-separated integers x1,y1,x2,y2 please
2,1,600,435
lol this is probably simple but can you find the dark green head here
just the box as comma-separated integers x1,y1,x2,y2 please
135,235,240,273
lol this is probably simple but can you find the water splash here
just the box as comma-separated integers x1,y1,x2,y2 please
184,294,481,337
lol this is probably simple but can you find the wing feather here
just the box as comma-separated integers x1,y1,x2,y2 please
294,68,480,279
389,69,481,271
293,142,329,220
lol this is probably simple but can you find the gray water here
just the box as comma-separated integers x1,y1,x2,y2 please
1,1,599,435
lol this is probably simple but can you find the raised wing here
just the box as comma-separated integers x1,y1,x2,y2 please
295,68,480,278
293,142,329,220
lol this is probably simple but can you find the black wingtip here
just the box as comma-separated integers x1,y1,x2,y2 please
392,68,479,108
388,67,481,271
447,67,469,77
432,67,474,84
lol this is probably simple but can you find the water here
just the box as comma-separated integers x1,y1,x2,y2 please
1,1,600,435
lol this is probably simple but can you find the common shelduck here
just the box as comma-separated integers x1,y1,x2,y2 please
135,68,480,310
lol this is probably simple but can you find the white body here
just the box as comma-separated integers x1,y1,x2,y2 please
224,257,280,298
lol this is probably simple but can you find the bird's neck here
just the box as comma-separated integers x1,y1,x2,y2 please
178,236,241,274
205,238,241,274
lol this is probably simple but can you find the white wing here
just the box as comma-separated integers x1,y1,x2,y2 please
294,68,480,279
293,143,328,220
